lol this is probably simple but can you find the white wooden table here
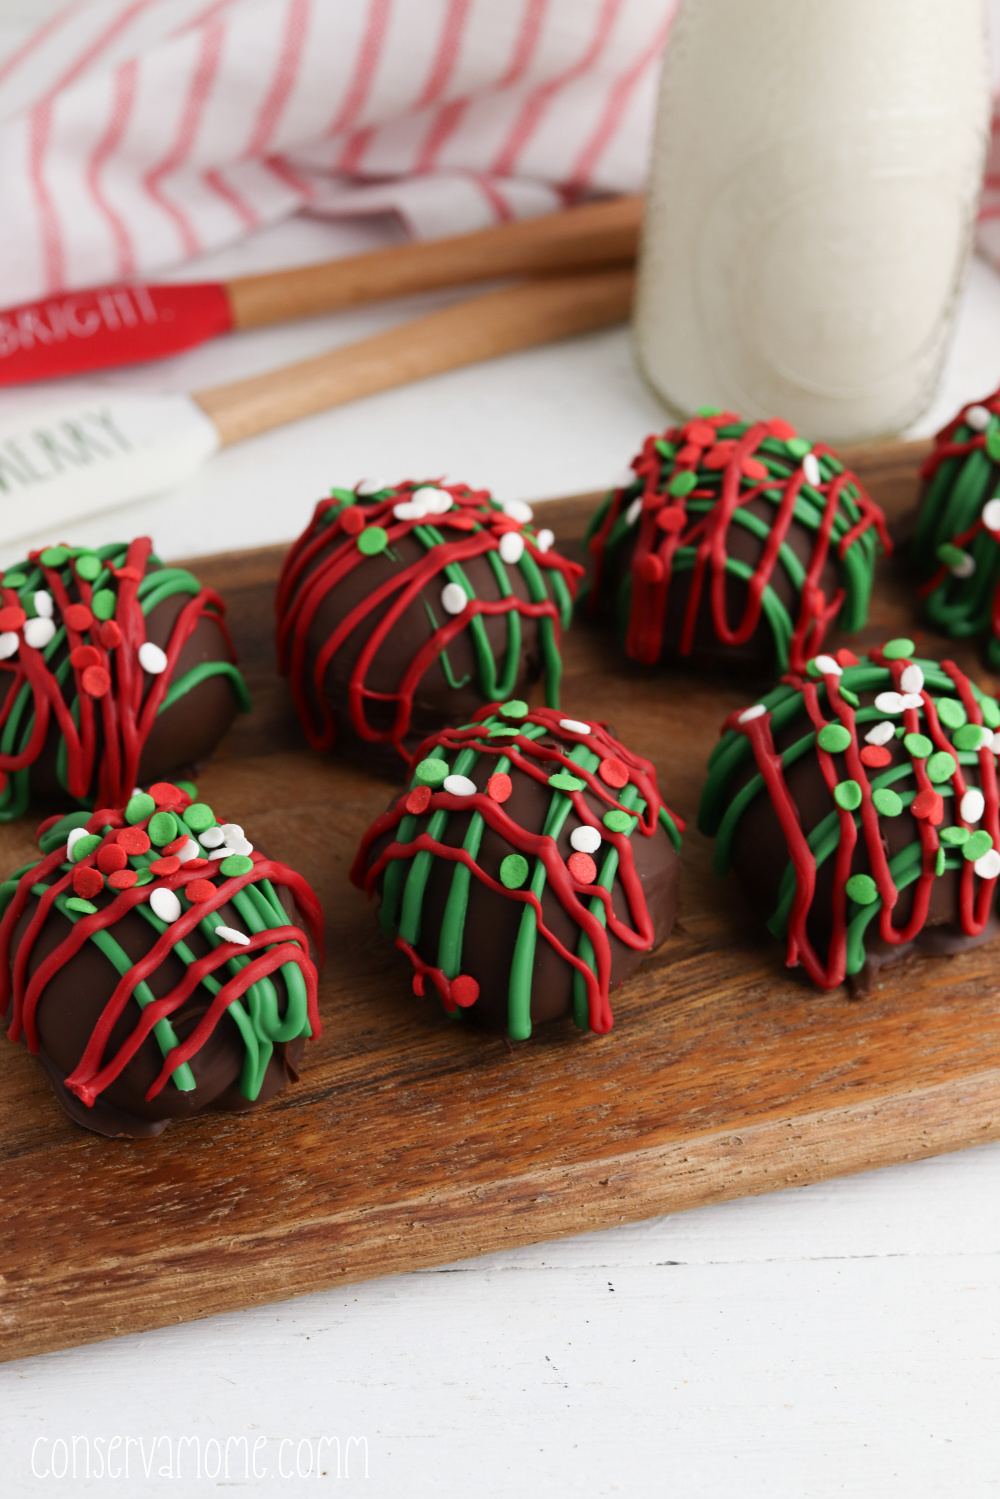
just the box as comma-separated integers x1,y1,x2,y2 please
3,6,1000,1494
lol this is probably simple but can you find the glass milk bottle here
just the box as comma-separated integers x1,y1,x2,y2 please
634,0,990,446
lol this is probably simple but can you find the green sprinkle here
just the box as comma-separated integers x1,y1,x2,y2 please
74,553,102,581
964,831,994,862
148,811,178,847
488,726,521,738
91,588,117,620
954,724,989,752
39,546,69,568
696,405,722,417
220,854,254,877
668,471,697,497
500,700,528,720
936,698,967,730
548,771,585,792
603,809,633,833
65,897,98,915
817,724,851,753
839,687,860,707
981,697,1000,729
3,570,26,588
846,874,878,905
786,437,810,458
936,542,966,569
940,826,970,846
175,780,198,799
414,757,449,787
987,430,1000,463
357,526,388,556
904,733,932,759
882,638,915,660
182,802,215,832
499,854,529,889
927,751,958,783
134,869,154,886
126,792,156,824
896,726,907,739
69,833,101,862
872,788,903,817
935,847,947,877
834,780,862,811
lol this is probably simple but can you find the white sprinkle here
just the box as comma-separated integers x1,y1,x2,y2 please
498,532,525,565
813,654,842,676
739,704,767,723
149,887,182,924
559,718,591,735
900,692,923,710
66,827,89,861
535,528,555,553
625,498,643,526
443,774,477,796
502,499,533,524
199,826,225,848
992,731,1000,755
966,404,992,431
865,720,896,746
900,664,924,694
0,632,18,660
441,582,467,615
356,478,388,495
138,641,168,674
393,500,421,520
975,848,1000,880
33,590,53,618
211,845,237,861
961,788,986,824
412,485,452,515
227,837,253,856
23,616,55,649
965,725,992,750
802,453,822,487
950,551,976,579
215,924,251,946
570,825,602,854
176,838,201,863
874,691,907,715
221,823,244,842
982,498,1000,533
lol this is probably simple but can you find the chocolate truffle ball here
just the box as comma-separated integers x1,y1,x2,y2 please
276,481,583,775
351,703,683,1038
1,782,323,1137
585,413,890,678
0,537,250,820
913,388,1000,668
698,640,1000,993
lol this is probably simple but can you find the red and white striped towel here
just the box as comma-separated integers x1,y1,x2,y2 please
0,0,679,305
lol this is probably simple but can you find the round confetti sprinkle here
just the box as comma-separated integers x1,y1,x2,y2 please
860,745,892,768
742,457,768,481
147,782,181,805
656,506,685,532
450,975,480,1007
150,855,180,876
185,880,217,903
66,827,89,860
802,453,822,487
845,874,878,905
975,849,1000,879
66,898,97,915
138,641,168,675
72,866,103,898
624,497,643,526
116,827,150,855
982,498,1000,532
215,924,251,946
559,718,591,735
23,617,55,649
74,553,101,581
817,724,851,753
355,478,388,496
739,704,767,724
149,887,182,924
502,499,533,524
126,792,155,824
357,525,388,556
966,404,992,431
953,724,989,752
69,833,100,862
499,532,525,565
941,826,969,846
964,830,994,862
926,751,958,783
638,553,664,584
175,780,198,799
414,757,449,787
405,785,432,814
874,692,906,715
443,774,477,797
91,589,116,621
535,528,555,553
97,843,127,874
599,757,629,788
899,664,924,694
0,606,25,631
176,839,202,864
148,811,178,846
81,665,110,697
668,471,697,497
603,809,633,833
487,773,512,803
98,620,122,650
936,698,967,729
63,603,93,632
865,720,896,746
834,780,862,811
872,788,903,816
500,853,529,888
981,697,1000,728
961,788,986,823
685,421,717,446
786,436,811,458
912,789,944,823
549,771,585,792
904,732,932,758
134,870,154,886
570,825,601,854
339,506,365,535
440,581,467,615
220,854,254,877
39,545,69,567
500,700,528,720
33,590,53,618
182,802,216,832
199,826,225,848
108,868,138,890
567,851,597,884
811,654,842,677
882,638,915,660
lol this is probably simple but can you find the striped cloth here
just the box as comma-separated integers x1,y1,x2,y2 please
0,0,678,304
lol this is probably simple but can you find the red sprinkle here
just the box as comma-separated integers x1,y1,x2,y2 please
63,603,93,632
567,852,597,884
656,507,686,533
339,506,365,536
149,781,183,805
743,457,768,480
446,512,477,530
638,554,664,585
72,866,103,898
69,645,101,670
767,418,797,440
912,789,944,824
684,421,717,447
107,868,138,890
150,855,180,876
450,974,480,1007
0,606,25,631
116,827,150,855
405,784,432,814
704,442,735,470
81,665,111,697
836,648,860,667
185,879,217,903
98,620,122,650
97,843,127,873
88,808,123,832
599,757,629,789
162,834,190,856
860,745,892,768
487,772,512,803
675,444,701,465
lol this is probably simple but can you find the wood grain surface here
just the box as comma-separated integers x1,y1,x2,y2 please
8,434,1000,1367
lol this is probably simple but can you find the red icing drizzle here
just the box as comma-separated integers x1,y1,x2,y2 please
588,417,890,674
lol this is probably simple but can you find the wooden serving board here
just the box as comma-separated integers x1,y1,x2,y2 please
7,436,1000,1367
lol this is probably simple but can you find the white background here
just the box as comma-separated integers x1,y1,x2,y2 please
2,3,1000,1495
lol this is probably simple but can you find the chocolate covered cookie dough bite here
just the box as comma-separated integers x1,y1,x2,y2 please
699,640,1000,993
276,481,582,776
351,703,683,1039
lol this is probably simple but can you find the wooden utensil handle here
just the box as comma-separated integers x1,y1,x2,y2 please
195,268,634,449
225,197,642,331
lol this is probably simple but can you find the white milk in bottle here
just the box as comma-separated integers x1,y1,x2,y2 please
634,0,991,445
